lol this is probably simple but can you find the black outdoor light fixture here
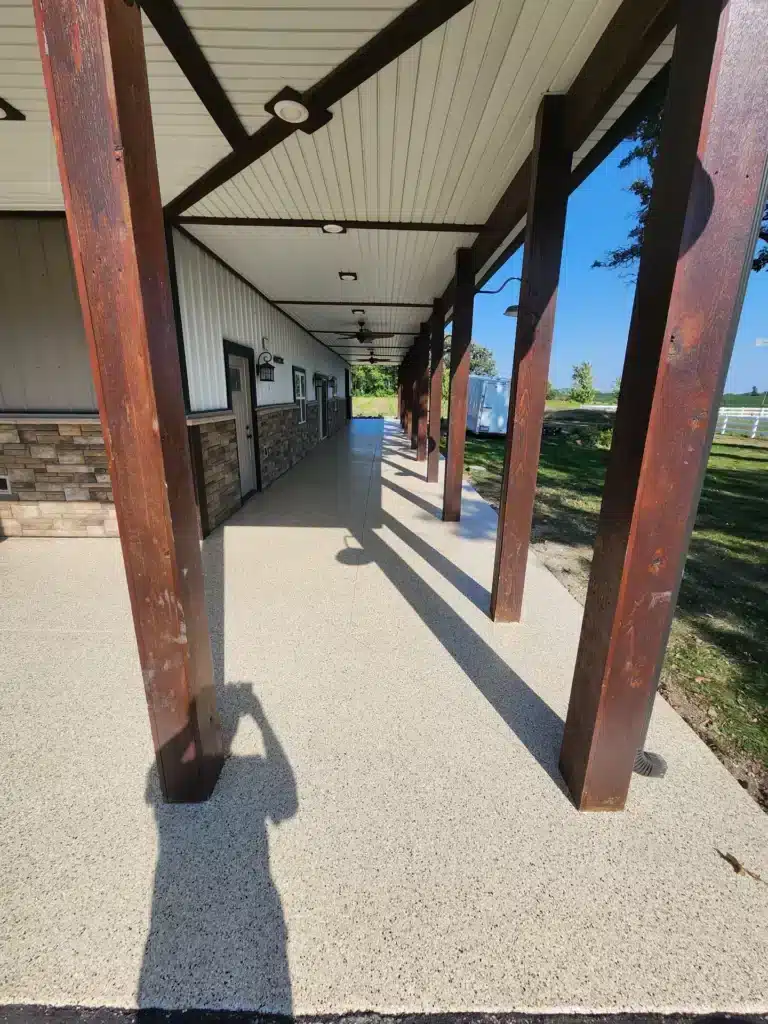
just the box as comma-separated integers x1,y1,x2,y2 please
322,223,346,235
257,338,276,382
265,86,332,134
477,274,538,327
339,271,358,282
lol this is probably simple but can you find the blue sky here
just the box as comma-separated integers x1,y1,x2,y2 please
469,140,768,394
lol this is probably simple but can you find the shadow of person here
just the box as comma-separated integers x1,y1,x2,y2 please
138,683,297,1014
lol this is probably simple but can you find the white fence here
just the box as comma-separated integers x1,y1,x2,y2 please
582,404,768,439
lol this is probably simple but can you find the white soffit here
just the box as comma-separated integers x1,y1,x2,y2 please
475,31,676,284
188,0,627,223
177,0,412,136
184,223,478,315
0,1,230,209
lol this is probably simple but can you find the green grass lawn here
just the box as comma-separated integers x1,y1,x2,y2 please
353,395,398,418
457,432,768,804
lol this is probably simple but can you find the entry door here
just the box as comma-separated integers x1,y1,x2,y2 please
316,381,329,439
228,353,257,495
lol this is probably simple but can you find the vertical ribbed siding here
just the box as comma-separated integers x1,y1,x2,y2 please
173,229,348,412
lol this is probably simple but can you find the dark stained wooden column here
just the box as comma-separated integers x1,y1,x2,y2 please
410,354,419,451
34,0,223,802
345,368,352,420
560,0,768,812
442,248,475,521
427,299,445,483
490,96,572,622
416,324,430,462
403,351,413,435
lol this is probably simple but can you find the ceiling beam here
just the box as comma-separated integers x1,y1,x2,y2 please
440,0,676,313
311,331,417,336
178,216,486,233
0,96,26,121
140,0,247,150
274,300,433,309
165,0,475,217
476,61,671,290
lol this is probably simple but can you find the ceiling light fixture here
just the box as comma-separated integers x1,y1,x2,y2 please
274,98,309,124
339,271,357,282
322,223,346,235
265,86,332,135
503,304,519,318
351,308,365,315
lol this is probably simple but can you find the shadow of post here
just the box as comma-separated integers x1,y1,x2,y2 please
139,516,297,1014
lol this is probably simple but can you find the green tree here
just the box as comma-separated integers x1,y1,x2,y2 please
610,376,622,400
351,365,397,397
570,362,596,404
442,335,498,377
546,380,556,400
593,107,768,275
469,343,498,376
751,385,759,397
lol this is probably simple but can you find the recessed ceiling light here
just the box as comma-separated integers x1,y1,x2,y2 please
351,308,365,315
322,223,346,235
273,98,309,124
339,271,357,282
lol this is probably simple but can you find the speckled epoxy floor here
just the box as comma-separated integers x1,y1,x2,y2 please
1,420,767,1014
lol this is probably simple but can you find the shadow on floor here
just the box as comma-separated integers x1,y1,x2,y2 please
139,525,297,1013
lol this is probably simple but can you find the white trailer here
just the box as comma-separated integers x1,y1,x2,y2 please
466,374,512,434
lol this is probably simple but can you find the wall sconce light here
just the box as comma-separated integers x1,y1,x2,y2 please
257,338,275,381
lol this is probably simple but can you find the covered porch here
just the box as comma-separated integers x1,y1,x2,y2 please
2,420,767,1013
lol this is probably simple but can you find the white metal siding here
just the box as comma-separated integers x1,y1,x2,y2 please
173,228,348,411
0,217,96,412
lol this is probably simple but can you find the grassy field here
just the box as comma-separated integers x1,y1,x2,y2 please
458,431,768,806
353,395,397,417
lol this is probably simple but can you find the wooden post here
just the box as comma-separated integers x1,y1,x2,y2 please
427,299,445,483
34,0,224,802
490,96,572,622
403,351,413,435
416,324,430,462
411,354,419,451
345,368,352,420
560,0,768,812
442,248,474,521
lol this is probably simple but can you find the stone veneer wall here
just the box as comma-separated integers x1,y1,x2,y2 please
193,417,241,533
257,396,346,489
0,420,117,537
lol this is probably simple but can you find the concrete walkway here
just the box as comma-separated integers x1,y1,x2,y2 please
1,419,767,1015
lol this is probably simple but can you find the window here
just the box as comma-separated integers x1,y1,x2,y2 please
293,367,307,424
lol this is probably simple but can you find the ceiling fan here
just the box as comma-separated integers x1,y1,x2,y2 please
337,318,395,344
351,351,389,364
